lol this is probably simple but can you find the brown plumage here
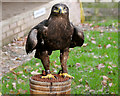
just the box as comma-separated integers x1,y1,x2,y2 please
26,3,84,78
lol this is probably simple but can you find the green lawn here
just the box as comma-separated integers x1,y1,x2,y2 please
85,19,118,27
2,20,118,94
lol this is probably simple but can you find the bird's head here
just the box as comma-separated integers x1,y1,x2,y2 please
51,3,69,16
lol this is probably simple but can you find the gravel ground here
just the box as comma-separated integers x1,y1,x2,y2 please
2,36,35,75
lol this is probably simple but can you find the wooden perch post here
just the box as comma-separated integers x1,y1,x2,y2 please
29,74,72,95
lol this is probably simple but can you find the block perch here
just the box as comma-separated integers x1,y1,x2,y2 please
29,74,71,95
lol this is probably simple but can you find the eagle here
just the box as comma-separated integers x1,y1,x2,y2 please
26,3,84,79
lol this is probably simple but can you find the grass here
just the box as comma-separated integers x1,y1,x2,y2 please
85,19,118,27
2,20,118,94
82,2,118,8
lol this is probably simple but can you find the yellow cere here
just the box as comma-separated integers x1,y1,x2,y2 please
54,6,66,13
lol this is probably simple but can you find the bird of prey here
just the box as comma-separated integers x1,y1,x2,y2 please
26,3,84,79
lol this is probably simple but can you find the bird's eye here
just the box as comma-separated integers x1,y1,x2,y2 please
63,7,66,10
54,7,58,10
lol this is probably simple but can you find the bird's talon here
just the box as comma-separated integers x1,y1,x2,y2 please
59,73,74,79
41,74,55,79
54,76,58,79
63,75,66,78
50,77,53,80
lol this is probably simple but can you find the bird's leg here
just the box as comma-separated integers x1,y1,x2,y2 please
59,48,74,79
36,50,55,79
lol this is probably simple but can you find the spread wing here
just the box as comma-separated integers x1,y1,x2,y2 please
25,20,48,54
70,23,84,48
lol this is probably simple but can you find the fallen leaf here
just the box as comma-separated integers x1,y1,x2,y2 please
76,84,84,88
31,71,40,75
39,68,42,70
79,78,82,82
11,71,17,75
93,56,98,59
24,66,29,69
114,46,117,48
16,57,21,60
76,63,81,68
18,88,24,94
96,64,105,70
89,23,93,27
89,89,95,93
12,82,16,89
91,41,96,44
98,44,101,47
89,49,92,52
53,60,57,65
14,75,17,80
6,84,9,88
3,80,4,83
101,80,107,86
8,43,11,47
104,44,106,48
110,29,113,32
91,37,95,40
7,76,10,79
100,33,103,36
85,88,89,91
99,56,103,58
108,66,112,69
22,75,27,78
90,53,94,56
16,92,20,95
82,43,88,47
106,44,111,49
108,71,113,74
24,69,28,73
94,25,99,28
85,80,89,88
52,68,57,73
112,64,117,68
90,68,95,72
105,55,109,58
108,37,112,40
17,37,23,41
54,64,58,68
113,41,116,43
10,66,16,71
100,30,104,33
10,90,15,94
109,62,113,65
11,43,16,46
98,87,103,92
57,65,61,68
36,63,39,66
109,83,113,87
17,71,23,74
24,90,28,94
103,76,109,81
91,27,94,30
18,79,24,84
86,35,89,39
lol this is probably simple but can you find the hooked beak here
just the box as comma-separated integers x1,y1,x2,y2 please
53,6,64,14
58,7,63,14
